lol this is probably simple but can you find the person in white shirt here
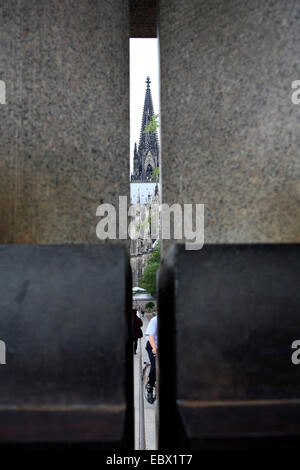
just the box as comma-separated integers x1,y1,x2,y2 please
145,315,157,404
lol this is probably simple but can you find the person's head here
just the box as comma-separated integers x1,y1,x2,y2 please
132,307,137,315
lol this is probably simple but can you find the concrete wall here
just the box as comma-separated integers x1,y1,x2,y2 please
0,0,129,243
159,0,300,254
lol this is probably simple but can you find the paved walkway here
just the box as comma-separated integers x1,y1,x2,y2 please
134,314,157,450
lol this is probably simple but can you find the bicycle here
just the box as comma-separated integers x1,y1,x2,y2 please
142,357,156,404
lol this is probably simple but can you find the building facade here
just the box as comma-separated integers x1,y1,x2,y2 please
130,77,160,287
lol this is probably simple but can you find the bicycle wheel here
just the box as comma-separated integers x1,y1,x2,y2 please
142,362,151,397
143,362,156,403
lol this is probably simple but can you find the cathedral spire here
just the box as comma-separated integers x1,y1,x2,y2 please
138,76,155,150
131,76,159,182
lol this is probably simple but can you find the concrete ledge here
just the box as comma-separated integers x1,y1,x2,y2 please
158,244,300,449
0,245,133,447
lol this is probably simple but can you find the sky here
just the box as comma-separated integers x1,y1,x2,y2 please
130,38,159,173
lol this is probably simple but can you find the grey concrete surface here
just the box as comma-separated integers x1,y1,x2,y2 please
0,1,129,243
159,0,300,254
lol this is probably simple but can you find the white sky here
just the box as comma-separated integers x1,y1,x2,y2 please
130,38,159,173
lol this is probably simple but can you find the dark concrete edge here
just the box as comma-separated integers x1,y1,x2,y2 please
157,243,300,449
178,402,300,439
124,248,135,449
0,409,126,443
0,244,134,449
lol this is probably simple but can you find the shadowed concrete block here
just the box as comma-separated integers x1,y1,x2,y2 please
159,0,300,254
0,1,129,243
0,245,133,448
130,0,157,37
158,244,300,449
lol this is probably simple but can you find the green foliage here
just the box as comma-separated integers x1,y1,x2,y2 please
151,167,159,182
136,209,159,233
140,242,161,297
143,115,160,182
145,302,155,311
136,215,152,233
143,114,159,134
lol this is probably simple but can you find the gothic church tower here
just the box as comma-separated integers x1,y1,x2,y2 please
131,77,159,182
130,76,160,288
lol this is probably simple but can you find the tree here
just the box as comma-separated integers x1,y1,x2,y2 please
143,115,160,182
143,114,159,134
140,242,160,297
151,167,159,182
145,302,155,311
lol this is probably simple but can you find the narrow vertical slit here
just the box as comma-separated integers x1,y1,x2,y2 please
130,37,160,450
